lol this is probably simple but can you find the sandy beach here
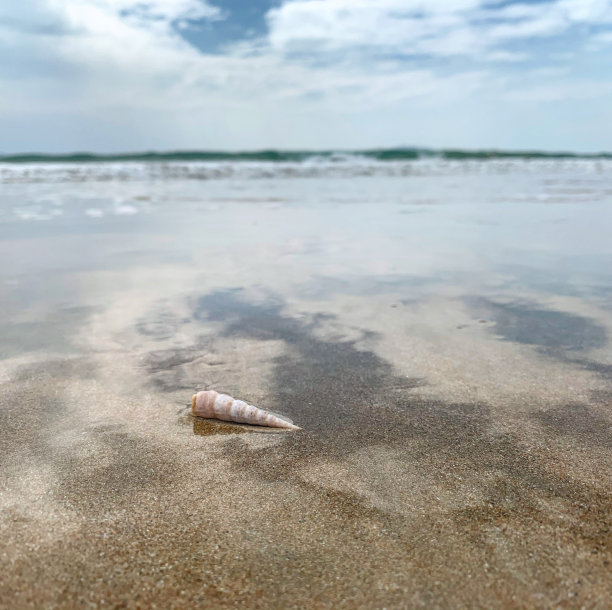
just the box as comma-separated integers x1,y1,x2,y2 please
1,160,611,608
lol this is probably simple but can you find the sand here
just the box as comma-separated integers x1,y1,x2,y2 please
1,168,611,608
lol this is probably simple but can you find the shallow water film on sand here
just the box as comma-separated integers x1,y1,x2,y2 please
1,158,611,608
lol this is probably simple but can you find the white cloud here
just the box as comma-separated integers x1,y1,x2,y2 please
267,0,484,56
0,0,223,111
0,0,612,152
1,0,490,116
558,0,612,23
267,0,612,58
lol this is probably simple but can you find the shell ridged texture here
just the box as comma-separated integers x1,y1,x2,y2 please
191,390,300,430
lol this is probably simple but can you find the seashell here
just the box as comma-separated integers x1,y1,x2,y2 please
191,390,300,430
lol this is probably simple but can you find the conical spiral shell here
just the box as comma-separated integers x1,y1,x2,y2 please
191,390,300,430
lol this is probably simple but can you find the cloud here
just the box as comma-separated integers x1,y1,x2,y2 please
558,0,612,23
1,0,489,114
503,79,612,102
587,29,612,49
485,51,530,63
0,0,611,151
0,1,222,110
267,0,485,57
267,0,612,59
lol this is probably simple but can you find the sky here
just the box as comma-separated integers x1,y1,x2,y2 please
1,0,612,153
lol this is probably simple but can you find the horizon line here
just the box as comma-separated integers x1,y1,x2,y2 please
2,146,612,162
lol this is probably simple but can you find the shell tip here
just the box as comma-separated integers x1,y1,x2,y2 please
191,394,197,412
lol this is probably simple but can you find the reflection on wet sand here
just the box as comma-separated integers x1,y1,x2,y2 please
181,414,288,436
192,417,248,436
467,296,607,351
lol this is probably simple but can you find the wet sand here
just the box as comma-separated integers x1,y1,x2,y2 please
1,165,611,608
